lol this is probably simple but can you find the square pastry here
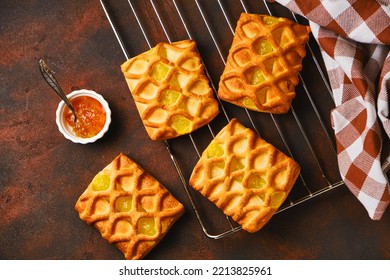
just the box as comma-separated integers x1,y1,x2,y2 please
75,153,185,259
189,119,300,232
218,13,310,114
121,40,219,140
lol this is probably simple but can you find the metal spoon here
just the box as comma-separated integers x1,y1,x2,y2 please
38,59,77,123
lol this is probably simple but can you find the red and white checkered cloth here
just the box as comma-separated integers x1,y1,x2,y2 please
269,0,390,219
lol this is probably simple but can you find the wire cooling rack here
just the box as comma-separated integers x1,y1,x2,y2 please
100,0,344,239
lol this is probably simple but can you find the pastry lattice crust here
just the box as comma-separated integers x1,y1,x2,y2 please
75,153,184,259
121,40,219,140
218,13,310,114
189,119,300,233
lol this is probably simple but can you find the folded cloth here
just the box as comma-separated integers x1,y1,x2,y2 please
268,0,390,219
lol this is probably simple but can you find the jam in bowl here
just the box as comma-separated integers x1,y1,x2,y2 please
56,89,111,144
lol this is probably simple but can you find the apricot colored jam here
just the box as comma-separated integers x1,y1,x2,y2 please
64,96,106,138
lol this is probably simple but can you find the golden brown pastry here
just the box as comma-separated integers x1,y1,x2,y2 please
189,119,300,233
121,40,219,140
75,153,185,259
218,13,310,114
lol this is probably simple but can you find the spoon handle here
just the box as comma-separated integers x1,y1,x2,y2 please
38,59,77,116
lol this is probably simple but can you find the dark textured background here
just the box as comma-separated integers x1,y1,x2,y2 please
1,0,389,260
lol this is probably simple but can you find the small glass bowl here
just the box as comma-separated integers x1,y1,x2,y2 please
56,89,111,144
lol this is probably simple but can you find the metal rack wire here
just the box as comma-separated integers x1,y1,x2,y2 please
100,0,344,239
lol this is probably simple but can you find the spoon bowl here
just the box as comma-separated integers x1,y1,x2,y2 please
56,89,111,144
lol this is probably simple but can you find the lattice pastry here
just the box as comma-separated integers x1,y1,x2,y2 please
121,39,219,140
75,153,185,259
218,13,310,114
189,119,300,233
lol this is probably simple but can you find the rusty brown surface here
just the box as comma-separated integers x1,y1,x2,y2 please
0,0,389,260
